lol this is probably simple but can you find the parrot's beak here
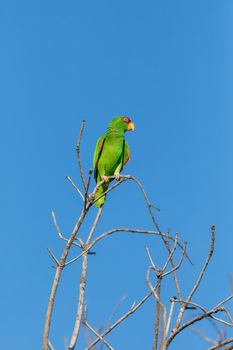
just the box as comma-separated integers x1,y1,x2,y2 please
127,121,135,131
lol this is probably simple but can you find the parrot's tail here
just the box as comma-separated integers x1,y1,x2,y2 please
94,183,108,207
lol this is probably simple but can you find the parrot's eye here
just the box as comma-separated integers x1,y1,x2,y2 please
122,117,130,123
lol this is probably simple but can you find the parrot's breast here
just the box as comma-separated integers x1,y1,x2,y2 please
98,136,124,176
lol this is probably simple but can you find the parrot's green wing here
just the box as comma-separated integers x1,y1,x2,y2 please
122,141,130,170
93,135,105,182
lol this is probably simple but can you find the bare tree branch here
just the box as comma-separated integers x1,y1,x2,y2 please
85,169,93,199
186,225,215,301
207,338,233,350
145,234,184,350
162,233,179,273
64,228,187,268
91,177,127,205
189,325,215,344
85,228,185,350
167,308,226,347
93,227,187,257
85,288,157,350
146,267,165,350
99,295,127,350
166,298,175,337
76,119,86,192
215,294,233,309
68,252,88,350
48,339,55,350
125,175,193,267
90,173,190,259
162,241,187,278
65,248,90,267
42,209,87,350
172,225,215,333
66,176,84,202
172,299,233,327
47,248,59,266
161,231,183,303
87,207,102,243
83,320,114,350
68,207,103,350
51,209,81,248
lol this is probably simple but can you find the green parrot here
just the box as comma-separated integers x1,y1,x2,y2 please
93,116,135,207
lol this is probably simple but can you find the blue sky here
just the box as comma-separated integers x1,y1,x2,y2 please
0,0,233,349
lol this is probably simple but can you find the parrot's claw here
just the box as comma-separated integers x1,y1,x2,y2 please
89,193,95,202
115,173,120,181
102,175,109,183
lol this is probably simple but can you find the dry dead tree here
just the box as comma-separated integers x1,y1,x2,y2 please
42,121,233,350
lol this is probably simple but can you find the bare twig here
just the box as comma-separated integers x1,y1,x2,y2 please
66,176,84,201
145,246,164,348
145,241,182,350
215,294,233,309
186,225,215,301
87,207,103,243
223,306,233,324
48,339,55,350
166,301,233,348
127,173,194,315
47,248,59,266
91,177,127,205
68,207,103,350
207,338,233,350
65,228,187,267
68,252,88,350
146,245,157,271
92,175,191,263
51,209,81,248
83,320,114,350
76,119,86,192
42,209,87,350
99,295,127,350
167,228,183,303
172,299,233,326
162,242,187,278
154,278,162,350
93,228,186,255
162,233,178,273
173,225,215,332
166,298,175,336
86,254,178,350
206,317,226,342
86,288,157,350
224,345,233,350
212,309,233,327
128,175,188,268
167,308,227,347
65,248,90,267
85,168,93,199
146,267,165,350
83,223,187,349
189,326,215,345
51,209,63,238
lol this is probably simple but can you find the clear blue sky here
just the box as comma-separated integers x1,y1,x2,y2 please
0,1,232,349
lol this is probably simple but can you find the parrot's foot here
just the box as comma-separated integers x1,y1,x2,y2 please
102,175,109,183
89,193,95,203
115,173,120,181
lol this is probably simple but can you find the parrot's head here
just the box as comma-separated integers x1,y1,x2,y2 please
110,116,135,133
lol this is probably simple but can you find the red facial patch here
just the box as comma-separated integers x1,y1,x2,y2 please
121,116,131,124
